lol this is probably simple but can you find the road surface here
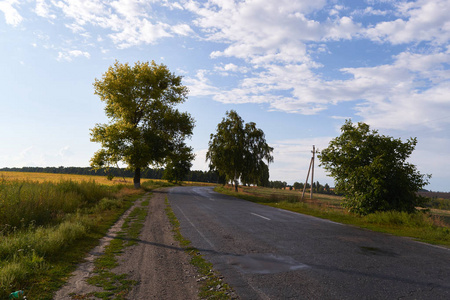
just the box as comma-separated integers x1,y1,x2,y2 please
168,186,450,299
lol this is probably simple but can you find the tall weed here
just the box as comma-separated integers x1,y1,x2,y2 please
0,180,112,230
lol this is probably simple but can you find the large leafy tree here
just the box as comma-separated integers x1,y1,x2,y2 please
206,110,273,191
318,120,430,215
90,60,194,188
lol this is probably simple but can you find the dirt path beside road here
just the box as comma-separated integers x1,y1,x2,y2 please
55,189,200,299
114,189,200,299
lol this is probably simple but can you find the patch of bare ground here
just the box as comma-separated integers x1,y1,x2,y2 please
54,189,199,299
113,189,200,299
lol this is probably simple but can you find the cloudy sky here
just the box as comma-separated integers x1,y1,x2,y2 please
1,0,449,191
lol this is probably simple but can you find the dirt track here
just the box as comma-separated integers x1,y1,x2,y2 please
55,189,200,299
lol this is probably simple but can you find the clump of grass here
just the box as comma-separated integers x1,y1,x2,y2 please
364,210,432,227
361,211,450,245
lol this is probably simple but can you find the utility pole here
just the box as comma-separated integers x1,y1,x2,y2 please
310,145,315,199
301,145,318,201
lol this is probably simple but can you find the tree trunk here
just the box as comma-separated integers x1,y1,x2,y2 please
134,167,141,189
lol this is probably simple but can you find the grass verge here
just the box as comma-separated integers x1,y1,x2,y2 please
215,185,450,248
164,197,236,299
0,176,172,299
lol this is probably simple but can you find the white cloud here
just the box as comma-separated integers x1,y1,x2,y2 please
214,63,249,75
110,0,149,19
108,19,172,48
364,0,450,44
184,70,219,97
0,0,22,26
57,50,91,61
35,0,56,19
182,0,364,114
171,23,194,36
338,50,450,130
182,0,450,132
39,0,191,48
188,0,327,65
351,6,390,17
324,16,361,40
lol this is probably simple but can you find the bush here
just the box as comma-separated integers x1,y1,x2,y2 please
319,120,430,215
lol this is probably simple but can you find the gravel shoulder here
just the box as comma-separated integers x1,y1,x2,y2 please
55,188,200,299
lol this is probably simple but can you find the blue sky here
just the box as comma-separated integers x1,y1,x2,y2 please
1,0,449,192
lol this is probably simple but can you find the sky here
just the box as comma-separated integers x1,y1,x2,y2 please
0,0,449,192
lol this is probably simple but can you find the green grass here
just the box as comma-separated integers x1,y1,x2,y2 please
0,175,172,299
0,179,113,230
164,197,236,299
215,185,450,248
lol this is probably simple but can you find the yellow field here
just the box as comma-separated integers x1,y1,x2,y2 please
0,171,158,186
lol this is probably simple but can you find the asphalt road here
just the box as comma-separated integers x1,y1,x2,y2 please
168,186,450,299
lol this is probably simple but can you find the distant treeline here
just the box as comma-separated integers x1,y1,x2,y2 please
268,180,336,195
0,167,222,183
419,191,450,200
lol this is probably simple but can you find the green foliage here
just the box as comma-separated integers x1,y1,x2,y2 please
206,110,273,190
90,60,194,188
293,182,303,190
0,216,91,298
319,120,430,215
163,142,194,183
269,180,287,189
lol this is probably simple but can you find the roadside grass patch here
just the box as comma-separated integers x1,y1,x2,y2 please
165,197,236,299
0,174,173,299
215,185,450,248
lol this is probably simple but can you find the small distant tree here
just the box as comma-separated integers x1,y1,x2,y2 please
269,181,287,189
319,120,430,215
324,183,331,194
316,181,324,193
206,110,273,191
163,142,194,183
90,61,194,188
293,182,304,190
